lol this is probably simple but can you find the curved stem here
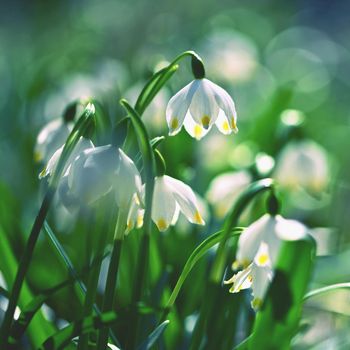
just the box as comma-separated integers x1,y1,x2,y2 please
135,50,203,115
0,105,95,345
190,179,276,349
304,283,350,300
120,100,156,349
210,178,275,283
160,228,243,322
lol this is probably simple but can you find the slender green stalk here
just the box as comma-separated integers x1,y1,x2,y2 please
0,104,95,346
160,228,243,322
304,282,350,300
210,178,275,283
190,179,276,349
96,208,127,350
0,188,54,346
0,225,54,348
77,204,115,350
135,50,204,115
120,100,156,349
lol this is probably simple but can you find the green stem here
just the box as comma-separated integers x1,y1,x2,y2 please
135,50,203,115
120,100,156,349
0,104,94,345
96,208,127,350
190,179,276,349
210,178,275,283
0,188,54,346
304,283,350,300
77,205,115,350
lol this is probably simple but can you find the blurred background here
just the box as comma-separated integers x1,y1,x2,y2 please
1,0,350,348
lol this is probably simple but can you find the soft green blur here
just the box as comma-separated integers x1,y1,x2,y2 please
1,1,350,349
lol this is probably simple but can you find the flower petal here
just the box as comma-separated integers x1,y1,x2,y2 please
250,264,273,310
183,115,209,140
189,79,219,129
164,175,205,225
207,80,238,133
126,196,144,234
152,176,177,231
224,263,253,293
166,80,199,136
114,149,142,208
215,110,233,135
236,214,275,266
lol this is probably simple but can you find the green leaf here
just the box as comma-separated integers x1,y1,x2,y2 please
248,236,316,350
39,312,119,350
137,320,170,350
0,225,55,348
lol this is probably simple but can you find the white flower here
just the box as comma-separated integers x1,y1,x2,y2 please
34,119,71,163
126,175,205,232
166,78,238,140
206,170,251,218
39,137,94,179
62,145,141,208
274,140,330,193
225,214,307,309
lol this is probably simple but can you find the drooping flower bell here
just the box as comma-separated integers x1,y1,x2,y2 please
274,140,330,194
39,137,94,179
59,145,142,209
126,175,205,233
224,214,307,309
166,78,238,140
206,170,251,218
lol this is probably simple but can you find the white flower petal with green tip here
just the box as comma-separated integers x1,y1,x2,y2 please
236,214,275,266
250,264,273,310
166,80,199,136
114,149,142,208
208,80,238,133
152,177,177,232
189,79,219,129
215,110,234,135
224,263,253,293
165,175,205,225
166,78,238,139
126,196,145,234
183,114,209,140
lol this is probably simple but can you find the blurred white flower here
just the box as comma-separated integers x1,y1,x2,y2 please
34,119,71,163
39,137,94,179
274,140,330,193
60,145,141,208
225,214,307,309
202,31,258,84
206,170,251,218
166,78,238,140
126,175,205,233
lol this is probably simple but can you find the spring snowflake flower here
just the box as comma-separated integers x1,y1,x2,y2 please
39,137,94,179
126,175,205,233
59,145,141,208
166,78,238,140
274,140,330,193
206,170,251,218
34,118,72,163
224,214,307,309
